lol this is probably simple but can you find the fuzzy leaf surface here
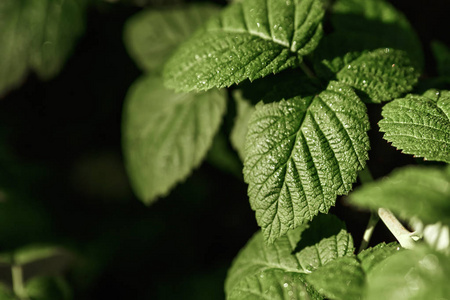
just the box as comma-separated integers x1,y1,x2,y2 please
336,48,419,103
225,214,353,296
163,0,325,92
124,4,219,72
244,81,370,243
306,256,365,300
365,246,450,300
350,166,450,226
228,269,322,300
379,89,450,163
0,0,85,96
122,75,226,204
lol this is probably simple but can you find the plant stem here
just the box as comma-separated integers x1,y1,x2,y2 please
378,208,416,249
12,265,27,300
358,212,379,253
300,62,316,78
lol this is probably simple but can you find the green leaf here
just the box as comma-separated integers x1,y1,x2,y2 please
315,41,419,103
365,246,450,300
350,166,450,227
432,41,450,78
122,75,226,204
0,0,85,96
357,242,400,273
330,0,423,69
228,269,322,300
379,89,450,163
163,0,325,92
336,48,419,103
124,3,220,72
25,276,72,300
243,81,370,243
306,257,365,300
231,70,322,161
230,90,255,161
225,214,354,295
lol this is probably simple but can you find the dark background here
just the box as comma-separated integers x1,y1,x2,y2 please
0,0,448,299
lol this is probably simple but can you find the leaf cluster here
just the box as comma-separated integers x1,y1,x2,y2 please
120,0,450,298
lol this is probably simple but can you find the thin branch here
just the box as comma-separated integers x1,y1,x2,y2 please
300,62,316,79
378,208,416,249
12,264,28,300
358,212,380,253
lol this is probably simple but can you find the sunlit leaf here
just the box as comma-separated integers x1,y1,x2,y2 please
244,81,370,243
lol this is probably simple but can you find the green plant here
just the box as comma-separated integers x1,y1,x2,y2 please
122,0,450,298
0,0,449,298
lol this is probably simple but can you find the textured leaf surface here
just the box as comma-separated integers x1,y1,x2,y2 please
336,48,419,103
315,42,419,103
379,89,450,163
357,242,400,273
0,0,85,96
365,246,450,300
163,0,325,92
225,214,354,295
306,257,365,300
122,75,226,204
244,81,370,243
124,4,219,72
228,269,322,300
350,166,450,226
432,41,450,78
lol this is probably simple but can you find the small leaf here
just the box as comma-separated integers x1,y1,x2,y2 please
124,4,220,72
365,246,450,300
306,257,365,300
431,41,450,78
225,214,354,295
330,0,423,68
163,0,325,92
0,0,85,96
25,276,72,300
357,242,400,273
122,75,226,204
336,48,419,103
244,81,370,243
379,89,450,163
228,269,322,300
230,90,255,161
350,166,450,227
